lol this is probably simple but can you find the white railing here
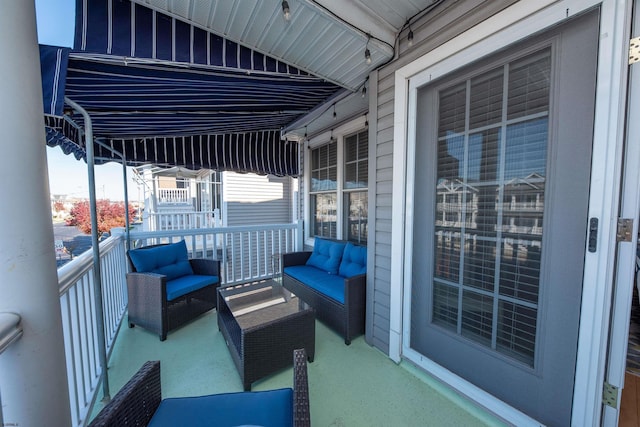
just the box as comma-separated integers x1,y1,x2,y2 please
130,222,302,286
0,312,22,427
157,188,190,204
57,234,128,427
55,221,301,426
148,210,219,231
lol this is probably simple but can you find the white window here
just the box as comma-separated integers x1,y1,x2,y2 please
310,142,338,238
307,123,368,245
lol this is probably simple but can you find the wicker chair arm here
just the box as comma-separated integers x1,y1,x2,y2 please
344,273,366,308
126,272,167,318
126,272,167,295
189,258,221,277
344,273,366,294
283,251,312,268
293,349,310,427
88,361,162,427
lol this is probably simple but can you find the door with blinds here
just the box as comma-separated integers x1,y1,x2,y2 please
409,10,598,426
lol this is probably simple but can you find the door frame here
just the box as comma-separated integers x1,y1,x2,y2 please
389,0,632,425
603,0,640,425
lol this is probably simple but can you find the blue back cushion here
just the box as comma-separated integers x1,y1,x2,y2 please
129,240,193,281
148,388,293,427
306,238,346,274
338,243,367,278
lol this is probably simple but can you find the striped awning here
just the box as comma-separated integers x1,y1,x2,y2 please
42,0,343,176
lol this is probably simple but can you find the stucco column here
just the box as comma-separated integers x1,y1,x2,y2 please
0,1,72,426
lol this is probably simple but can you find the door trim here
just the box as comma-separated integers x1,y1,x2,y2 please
389,0,632,425
602,0,639,425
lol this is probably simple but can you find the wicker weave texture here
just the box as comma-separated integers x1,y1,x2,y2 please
218,280,316,391
293,348,311,427
127,254,220,341
282,252,366,345
89,351,310,426
88,360,161,427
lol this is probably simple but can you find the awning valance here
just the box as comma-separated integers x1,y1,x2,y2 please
41,0,342,176
40,44,68,116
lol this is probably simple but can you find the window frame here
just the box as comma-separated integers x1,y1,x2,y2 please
305,117,368,245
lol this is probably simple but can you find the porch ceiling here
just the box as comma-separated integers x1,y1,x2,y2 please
130,0,437,91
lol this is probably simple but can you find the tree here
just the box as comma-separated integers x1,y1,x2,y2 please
66,200,136,238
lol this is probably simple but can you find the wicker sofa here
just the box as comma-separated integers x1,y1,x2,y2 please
126,240,220,341
88,349,310,427
282,238,366,345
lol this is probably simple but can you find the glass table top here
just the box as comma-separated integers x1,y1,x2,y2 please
219,280,310,329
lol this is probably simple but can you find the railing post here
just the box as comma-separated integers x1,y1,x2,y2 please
296,220,304,251
0,312,23,426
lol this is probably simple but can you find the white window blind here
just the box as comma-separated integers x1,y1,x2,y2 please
432,48,551,366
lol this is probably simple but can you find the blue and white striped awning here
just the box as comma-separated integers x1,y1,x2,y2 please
42,0,343,176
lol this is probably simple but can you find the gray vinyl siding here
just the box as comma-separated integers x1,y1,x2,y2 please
224,172,293,226
368,0,519,355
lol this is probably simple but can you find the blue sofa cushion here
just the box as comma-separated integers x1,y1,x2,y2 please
306,238,346,275
148,388,293,427
166,274,219,301
129,241,193,281
284,265,345,303
339,243,367,278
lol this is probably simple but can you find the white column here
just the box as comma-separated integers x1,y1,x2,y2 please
0,2,72,426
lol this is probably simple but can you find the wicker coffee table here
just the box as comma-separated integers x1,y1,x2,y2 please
217,279,315,390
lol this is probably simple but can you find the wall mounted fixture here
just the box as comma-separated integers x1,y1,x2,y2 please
282,1,291,21
365,35,372,65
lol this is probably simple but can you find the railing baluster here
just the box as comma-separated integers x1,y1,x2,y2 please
55,224,297,424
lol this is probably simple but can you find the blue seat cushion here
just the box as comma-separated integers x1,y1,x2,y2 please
284,265,345,303
129,241,193,281
148,388,293,427
305,238,346,275
338,243,367,278
166,274,219,301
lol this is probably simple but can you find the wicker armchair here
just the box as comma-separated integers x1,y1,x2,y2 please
127,241,221,341
88,349,311,427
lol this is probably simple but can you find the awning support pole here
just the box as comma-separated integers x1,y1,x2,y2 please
64,97,110,401
94,139,131,250
122,158,131,251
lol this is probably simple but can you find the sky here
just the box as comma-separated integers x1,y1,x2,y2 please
36,0,141,201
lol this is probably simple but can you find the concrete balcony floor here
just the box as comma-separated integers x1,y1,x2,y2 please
92,310,507,426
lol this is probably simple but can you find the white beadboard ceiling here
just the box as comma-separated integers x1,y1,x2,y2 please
129,0,437,92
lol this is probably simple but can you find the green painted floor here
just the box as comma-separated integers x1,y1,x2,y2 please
93,310,508,426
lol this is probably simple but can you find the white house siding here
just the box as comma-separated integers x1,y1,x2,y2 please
223,172,293,225
368,0,519,354
221,172,294,282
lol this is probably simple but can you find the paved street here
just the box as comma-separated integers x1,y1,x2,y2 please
53,222,92,267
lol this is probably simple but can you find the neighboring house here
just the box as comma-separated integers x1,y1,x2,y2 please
134,165,298,281
134,165,297,231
